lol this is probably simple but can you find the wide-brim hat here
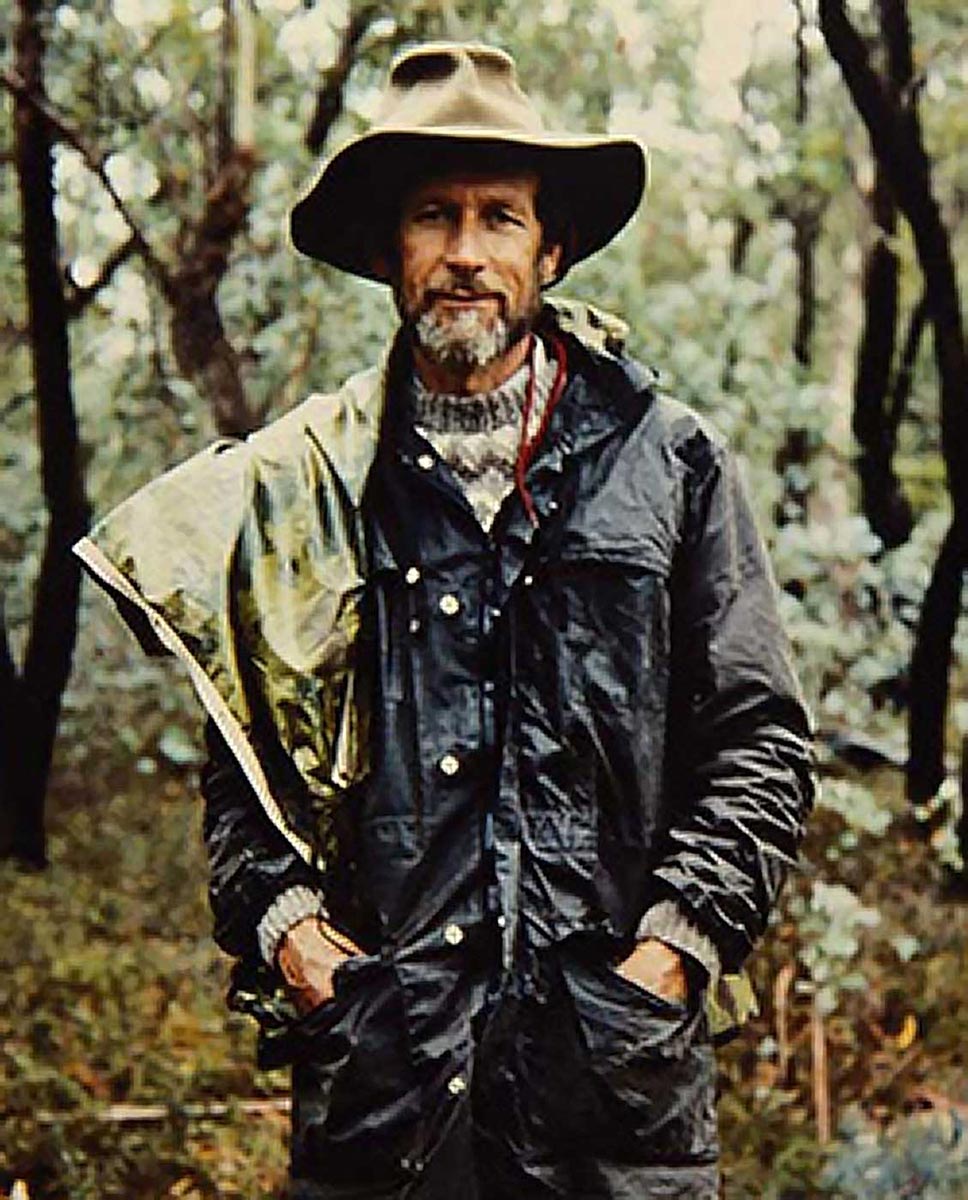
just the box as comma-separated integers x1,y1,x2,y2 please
290,42,648,284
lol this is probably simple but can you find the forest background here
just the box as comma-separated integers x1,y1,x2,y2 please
1,0,967,1196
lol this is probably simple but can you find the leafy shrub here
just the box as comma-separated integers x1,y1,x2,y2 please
822,1109,968,1199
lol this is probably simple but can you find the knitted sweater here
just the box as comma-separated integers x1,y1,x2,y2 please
411,336,557,530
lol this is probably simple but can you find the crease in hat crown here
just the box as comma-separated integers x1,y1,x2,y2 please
375,43,547,136
289,40,648,283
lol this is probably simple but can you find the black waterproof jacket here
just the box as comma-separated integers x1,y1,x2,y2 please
202,319,814,1199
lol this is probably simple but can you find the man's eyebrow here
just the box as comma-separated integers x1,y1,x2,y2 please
480,192,528,208
405,191,454,212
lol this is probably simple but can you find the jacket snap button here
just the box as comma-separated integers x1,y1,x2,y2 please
405,566,421,585
408,617,422,634
439,593,460,616
439,753,460,776
443,923,464,945
417,453,434,470
523,574,534,587
447,1073,467,1096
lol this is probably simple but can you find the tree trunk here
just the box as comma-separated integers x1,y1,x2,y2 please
792,0,820,370
3,0,90,865
853,169,913,548
820,0,968,802
792,205,820,369
169,146,258,437
907,517,968,800
720,213,754,393
169,0,259,437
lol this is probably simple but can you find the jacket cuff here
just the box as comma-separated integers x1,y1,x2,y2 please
637,900,721,988
256,885,324,965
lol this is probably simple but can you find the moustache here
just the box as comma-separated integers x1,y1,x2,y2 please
425,274,506,301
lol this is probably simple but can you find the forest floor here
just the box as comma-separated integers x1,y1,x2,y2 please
1,756,967,1199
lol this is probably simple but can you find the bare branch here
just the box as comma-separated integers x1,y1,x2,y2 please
64,235,138,318
37,1096,291,1125
0,390,30,422
794,0,809,126
1,65,174,300
305,4,379,153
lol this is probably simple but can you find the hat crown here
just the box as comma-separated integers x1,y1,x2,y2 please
375,42,545,135
289,41,647,282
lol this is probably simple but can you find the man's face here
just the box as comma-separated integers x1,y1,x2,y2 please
392,171,561,373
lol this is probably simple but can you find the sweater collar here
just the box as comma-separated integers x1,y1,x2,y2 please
409,337,555,435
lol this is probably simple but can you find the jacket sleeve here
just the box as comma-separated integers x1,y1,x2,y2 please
652,438,815,975
200,719,324,963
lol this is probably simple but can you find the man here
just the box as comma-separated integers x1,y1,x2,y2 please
77,43,813,1199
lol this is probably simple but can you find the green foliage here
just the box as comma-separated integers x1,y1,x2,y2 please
823,1107,968,1199
791,879,882,1016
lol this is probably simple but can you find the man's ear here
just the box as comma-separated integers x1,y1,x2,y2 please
538,242,563,287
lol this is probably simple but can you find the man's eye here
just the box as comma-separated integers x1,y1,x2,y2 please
490,208,524,227
413,206,445,223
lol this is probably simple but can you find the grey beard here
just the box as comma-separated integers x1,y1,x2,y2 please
413,307,511,369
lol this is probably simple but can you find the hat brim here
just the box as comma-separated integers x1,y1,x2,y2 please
289,129,648,284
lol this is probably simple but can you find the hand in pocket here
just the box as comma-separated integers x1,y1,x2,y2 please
615,937,689,1005
277,918,353,1015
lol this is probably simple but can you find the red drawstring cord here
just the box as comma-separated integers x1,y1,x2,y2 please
515,333,568,527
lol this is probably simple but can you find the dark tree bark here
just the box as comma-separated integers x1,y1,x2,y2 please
959,735,968,882
2,0,91,865
888,289,928,432
791,0,821,369
721,213,754,393
0,612,18,854
792,203,821,369
820,0,968,803
771,1,825,532
853,168,913,549
305,5,379,154
170,147,259,437
908,518,968,800
170,0,258,438
850,0,916,549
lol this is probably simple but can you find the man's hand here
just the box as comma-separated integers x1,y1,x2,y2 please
276,917,349,1015
616,937,689,1004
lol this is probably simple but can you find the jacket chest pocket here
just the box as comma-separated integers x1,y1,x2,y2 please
547,550,672,723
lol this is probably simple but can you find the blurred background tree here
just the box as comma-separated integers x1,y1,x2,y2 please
1,0,967,1195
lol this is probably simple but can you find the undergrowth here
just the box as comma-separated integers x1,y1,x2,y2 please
2,757,967,1198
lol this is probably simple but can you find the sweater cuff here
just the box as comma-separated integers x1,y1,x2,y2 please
256,885,324,965
637,900,721,988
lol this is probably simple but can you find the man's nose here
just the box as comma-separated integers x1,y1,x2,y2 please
444,216,486,274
